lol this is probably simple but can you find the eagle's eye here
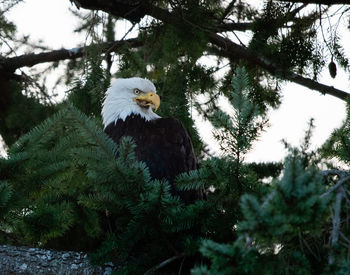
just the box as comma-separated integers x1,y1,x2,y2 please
134,88,142,95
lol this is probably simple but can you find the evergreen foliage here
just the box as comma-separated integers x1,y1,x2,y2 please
192,107,350,274
250,1,323,77
193,153,330,275
0,79,56,146
0,181,12,219
321,98,350,164
0,57,348,273
68,46,111,117
0,67,264,273
2,1,350,274
240,155,328,241
2,60,347,273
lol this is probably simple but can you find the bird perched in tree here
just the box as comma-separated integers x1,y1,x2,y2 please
102,77,200,202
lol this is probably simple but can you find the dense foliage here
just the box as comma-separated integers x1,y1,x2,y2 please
1,0,350,274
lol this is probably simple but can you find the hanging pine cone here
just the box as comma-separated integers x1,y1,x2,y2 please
328,61,337,78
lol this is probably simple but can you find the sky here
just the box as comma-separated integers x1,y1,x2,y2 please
2,0,348,162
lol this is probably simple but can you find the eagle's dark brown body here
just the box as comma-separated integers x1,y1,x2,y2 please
104,114,200,202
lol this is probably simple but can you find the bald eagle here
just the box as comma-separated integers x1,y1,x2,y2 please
102,77,200,202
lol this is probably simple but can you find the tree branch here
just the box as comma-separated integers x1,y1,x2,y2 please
207,33,350,101
143,253,185,275
10,0,350,101
145,4,350,101
321,170,350,264
276,0,350,5
0,38,142,72
321,169,349,177
321,175,350,198
213,22,254,32
329,188,343,265
70,0,148,22
321,170,350,197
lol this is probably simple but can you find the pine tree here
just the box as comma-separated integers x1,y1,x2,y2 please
1,61,350,274
2,1,350,274
0,66,262,273
191,104,350,274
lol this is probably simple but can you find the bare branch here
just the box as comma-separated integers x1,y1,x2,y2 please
321,172,350,198
146,4,350,101
70,0,148,22
220,1,236,21
322,169,349,178
214,22,254,32
207,33,350,101
143,253,185,275
0,38,142,72
321,170,350,264
276,0,350,5
339,231,350,245
9,0,350,101
329,188,344,265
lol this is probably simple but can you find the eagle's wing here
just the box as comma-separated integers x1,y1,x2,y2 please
104,116,201,202
143,117,197,182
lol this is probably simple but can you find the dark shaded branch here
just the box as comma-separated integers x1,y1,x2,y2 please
8,0,349,101
70,0,148,22
0,38,142,72
276,0,350,4
220,1,236,21
322,169,349,178
321,170,350,264
207,33,350,101
287,72,349,100
321,174,350,197
214,22,254,32
146,4,350,100
144,253,185,275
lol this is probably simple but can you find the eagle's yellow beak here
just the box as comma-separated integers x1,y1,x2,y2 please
133,92,160,111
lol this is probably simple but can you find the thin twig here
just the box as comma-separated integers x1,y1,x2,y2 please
321,175,350,198
144,253,185,275
302,236,320,261
105,23,137,56
339,231,350,245
322,169,348,178
342,189,350,206
0,36,17,55
220,0,236,21
178,256,186,275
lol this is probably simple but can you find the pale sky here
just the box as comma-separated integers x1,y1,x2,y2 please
3,0,348,162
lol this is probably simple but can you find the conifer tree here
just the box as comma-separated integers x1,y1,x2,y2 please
2,1,350,274
0,66,263,273
191,104,350,274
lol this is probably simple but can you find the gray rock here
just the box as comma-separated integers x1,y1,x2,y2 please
0,245,115,274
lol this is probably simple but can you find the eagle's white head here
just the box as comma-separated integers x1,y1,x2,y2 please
102,77,161,128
